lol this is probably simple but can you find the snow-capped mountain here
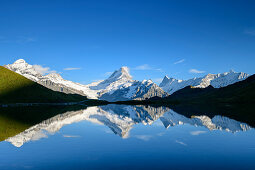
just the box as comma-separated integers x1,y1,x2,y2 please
159,70,249,94
6,105,252,147
5,59,168,101
5,59,42,82
99,79,168,101
88,66,168,101
5,59,96,97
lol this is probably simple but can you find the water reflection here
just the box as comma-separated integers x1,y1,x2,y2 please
3,104,252,147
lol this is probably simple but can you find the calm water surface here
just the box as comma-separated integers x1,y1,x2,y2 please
0,104,254,169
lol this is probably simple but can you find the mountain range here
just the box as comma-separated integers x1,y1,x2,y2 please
5,59,168,102
4,59,251,102
159,70,249,94
157,73,255,104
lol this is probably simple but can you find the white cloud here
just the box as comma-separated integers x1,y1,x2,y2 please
33,65,56,75
133,64,163,72
244,29,255,36
190,130,207,136
64,67,81,71
135,135,153,141
174,59,185,64
134,64,152,70
63,135,80,138
189,69,205,74
175,140,187,146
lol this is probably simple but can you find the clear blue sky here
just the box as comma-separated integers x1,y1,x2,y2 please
0,0,254,84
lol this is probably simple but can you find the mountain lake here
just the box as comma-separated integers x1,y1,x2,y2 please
0,104,254,169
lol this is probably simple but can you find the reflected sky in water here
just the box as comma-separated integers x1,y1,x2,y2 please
0,104,254,169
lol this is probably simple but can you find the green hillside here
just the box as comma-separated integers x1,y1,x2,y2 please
0,66,87,104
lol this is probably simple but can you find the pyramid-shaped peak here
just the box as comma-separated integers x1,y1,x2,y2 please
121,66,129,73
119,66,131,78
163,75,169,80
108,66,132,80
163,75,177,81
159,75,176,87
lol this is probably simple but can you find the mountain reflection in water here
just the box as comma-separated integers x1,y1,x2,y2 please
3,104,252,147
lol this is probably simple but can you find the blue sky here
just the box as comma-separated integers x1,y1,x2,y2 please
0,0,254,84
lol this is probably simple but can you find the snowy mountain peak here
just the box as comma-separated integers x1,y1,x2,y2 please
121,66,130,74
5,59,43,81
7,59,33,70
159,76,170,86
164,75,169,79
108,66,132,81
14,59,26,64
88,66,134,94
11,59,30,68
141,79,153,85
159,76,177,87
147,79,153,83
